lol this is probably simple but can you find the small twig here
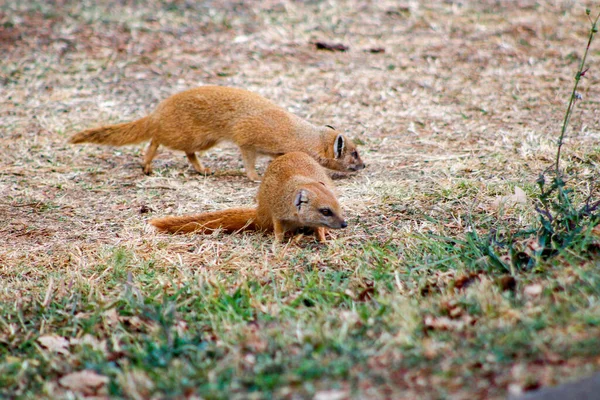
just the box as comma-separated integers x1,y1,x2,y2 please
42,278,55,308
556,9,600,174
3,202,43,208
136,185,178,190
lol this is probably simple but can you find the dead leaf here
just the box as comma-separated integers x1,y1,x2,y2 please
314,390,348,400
454,272,479,290
498,275,517,291
524,237,543,255
242,321,268,353
103,308,119,326
513,186,527,203
492,186,528,209
441,301,464,319
524,283,542,297
119,369,154,400
423,315,476,332
424,315,467,331
339,311,359,325
139,204,153,214
121,316,146,331
357,286,375,302
38,335,70,355
5,355,21,363
59,370,109,395
176,320,188,336
70,334,107,354
313,41,349,52
422,338,446,359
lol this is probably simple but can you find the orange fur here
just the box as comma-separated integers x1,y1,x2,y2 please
150,152,347,242
69,86,365,179
150,208,257,234
69,117,152,146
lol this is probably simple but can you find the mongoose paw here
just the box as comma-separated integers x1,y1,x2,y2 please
329,171,350,180
142,166,153,175
246,173,261,182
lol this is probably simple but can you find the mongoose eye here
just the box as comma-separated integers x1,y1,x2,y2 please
351,151,358,158
320,208,333,217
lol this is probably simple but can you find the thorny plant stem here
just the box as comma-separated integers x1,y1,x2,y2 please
556,10,600,174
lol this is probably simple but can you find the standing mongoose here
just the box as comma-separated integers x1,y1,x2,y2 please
69,86,365,180
150,152,347,242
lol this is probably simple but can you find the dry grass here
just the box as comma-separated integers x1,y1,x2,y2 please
2,0,600,399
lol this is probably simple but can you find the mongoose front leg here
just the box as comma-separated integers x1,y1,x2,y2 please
273,219,285,242
186,152,212,175
329,171,350,180
315,227,327,243
240,147,260,181
143,140,159,175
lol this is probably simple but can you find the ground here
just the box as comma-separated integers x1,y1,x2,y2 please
1,0,600,399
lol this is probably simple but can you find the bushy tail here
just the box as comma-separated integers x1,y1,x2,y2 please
69,116,151,146
150,208,259,234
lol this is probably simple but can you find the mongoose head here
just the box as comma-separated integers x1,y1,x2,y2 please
323,126,366,172
294,181,347,229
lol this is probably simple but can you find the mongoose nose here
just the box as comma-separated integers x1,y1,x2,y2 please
341,221,348,228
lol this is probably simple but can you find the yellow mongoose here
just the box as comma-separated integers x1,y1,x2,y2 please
69,86,365,180
150,152,347,242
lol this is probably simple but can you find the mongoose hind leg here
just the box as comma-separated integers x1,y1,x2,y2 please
240,147,260,181
143,140,159,175
186,152,212,175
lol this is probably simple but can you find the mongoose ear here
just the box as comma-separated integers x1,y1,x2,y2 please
294,189,309,211
325,124,336,130
334,134,345,159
